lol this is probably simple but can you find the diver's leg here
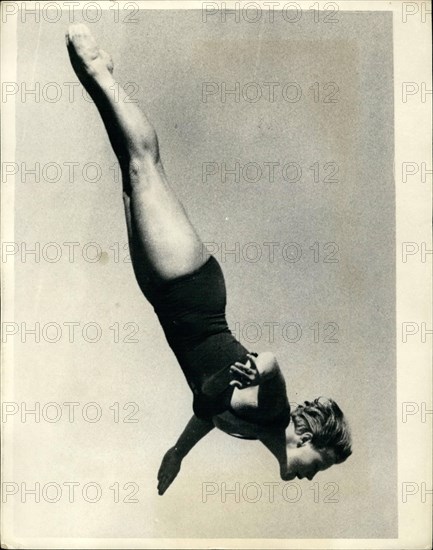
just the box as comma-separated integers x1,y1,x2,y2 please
66,24,209,292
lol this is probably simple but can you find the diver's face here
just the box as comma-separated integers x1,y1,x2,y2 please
282,426,336,481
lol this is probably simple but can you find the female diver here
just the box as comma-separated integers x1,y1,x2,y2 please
65,24,352,495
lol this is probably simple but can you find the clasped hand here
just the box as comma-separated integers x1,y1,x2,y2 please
229,354,261,389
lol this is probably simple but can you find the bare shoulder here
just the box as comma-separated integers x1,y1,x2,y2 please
253,351,281,379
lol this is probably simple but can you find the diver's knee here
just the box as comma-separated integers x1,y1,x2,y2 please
125,154,162,193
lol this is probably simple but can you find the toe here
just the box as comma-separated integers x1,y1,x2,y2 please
68,23,90,37
67,23,96,49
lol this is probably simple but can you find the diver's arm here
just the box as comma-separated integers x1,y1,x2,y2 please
173,414,215,458
157,415,215,495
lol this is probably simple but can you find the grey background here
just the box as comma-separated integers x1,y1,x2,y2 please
12,9,396,539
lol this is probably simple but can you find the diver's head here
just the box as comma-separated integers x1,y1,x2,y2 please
282,397,352,481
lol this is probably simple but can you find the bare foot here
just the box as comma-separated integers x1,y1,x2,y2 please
157,447,182,495
66,24,114,91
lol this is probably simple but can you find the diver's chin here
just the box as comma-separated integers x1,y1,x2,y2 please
281,470,298,481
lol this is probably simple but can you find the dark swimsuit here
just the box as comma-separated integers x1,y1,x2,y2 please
148,255,290,426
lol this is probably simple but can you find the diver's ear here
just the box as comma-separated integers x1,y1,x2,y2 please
296,432,313,447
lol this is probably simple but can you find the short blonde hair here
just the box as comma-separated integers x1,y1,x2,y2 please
291,397,352,464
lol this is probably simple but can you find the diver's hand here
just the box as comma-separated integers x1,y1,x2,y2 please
157,447,182,495
229,354,261,389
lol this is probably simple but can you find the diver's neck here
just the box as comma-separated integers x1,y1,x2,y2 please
258,428,288,468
